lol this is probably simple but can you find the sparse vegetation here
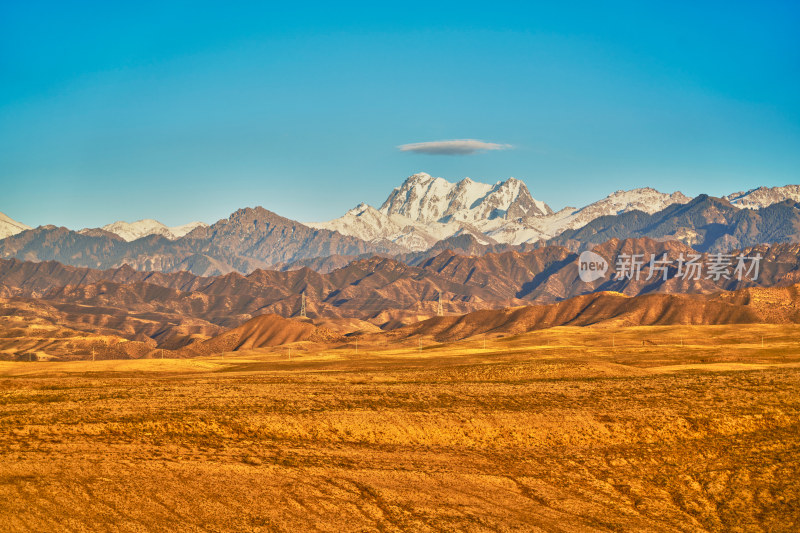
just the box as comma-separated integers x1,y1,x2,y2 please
0,324,797,531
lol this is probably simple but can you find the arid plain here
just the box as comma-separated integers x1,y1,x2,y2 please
1,324,798,532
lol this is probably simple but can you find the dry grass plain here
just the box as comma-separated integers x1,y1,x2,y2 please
0,324,798,532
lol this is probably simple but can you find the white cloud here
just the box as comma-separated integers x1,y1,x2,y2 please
397,139,513,155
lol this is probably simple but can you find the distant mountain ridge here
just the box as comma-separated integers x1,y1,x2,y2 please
550,195,800,253
83,180,800,250
723,185,800,209
0,207,401,276
98,219,208,241
2,174,800,275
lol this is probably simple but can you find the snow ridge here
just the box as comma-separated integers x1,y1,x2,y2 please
0,212,31,240
723,185,800,209
312,174,694,249
101,219,208,242
379,172,552,224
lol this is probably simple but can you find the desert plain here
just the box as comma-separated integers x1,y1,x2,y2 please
0,323,798,532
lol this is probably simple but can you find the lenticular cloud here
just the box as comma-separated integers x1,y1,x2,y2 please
397,139,512,155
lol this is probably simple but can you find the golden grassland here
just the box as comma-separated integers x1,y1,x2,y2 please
0,324,798,532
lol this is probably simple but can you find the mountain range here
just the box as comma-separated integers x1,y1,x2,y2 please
309,173,694,248
2,237,799,352
178,279,800,357
2,173,800,361
0,207,403,275
96,219,208,241
1,174,799,276
551,194,800,253
5,256,800,360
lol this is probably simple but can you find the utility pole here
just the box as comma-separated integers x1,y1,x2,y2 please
300,292,307,318
355,338,358,354
437,292,444,317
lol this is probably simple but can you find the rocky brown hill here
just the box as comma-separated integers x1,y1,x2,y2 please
176,314,344,357
168,281,800,357
374,283,800,344
0,237,798,350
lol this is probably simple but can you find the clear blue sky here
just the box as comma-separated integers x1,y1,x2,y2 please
1,1,799,228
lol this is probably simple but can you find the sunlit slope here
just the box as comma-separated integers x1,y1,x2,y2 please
383,284,800,343
177,313,344,356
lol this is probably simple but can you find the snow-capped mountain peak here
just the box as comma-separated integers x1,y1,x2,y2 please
480,186,692,245
345,202,371,216
170,221,208,238
545,187,691,233
723,185,800,209
578,187,691,217
309,173,556,250
379,173,551,224
321,203,405,242
0,212,31,240
307,201,447,252
100,219,208,242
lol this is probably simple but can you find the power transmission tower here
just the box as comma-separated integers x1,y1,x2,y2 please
300,291,307,318
437,292,444,317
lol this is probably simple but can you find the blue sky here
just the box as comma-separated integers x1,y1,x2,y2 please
1,1,799,228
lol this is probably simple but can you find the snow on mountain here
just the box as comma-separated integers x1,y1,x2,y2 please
380,172,552,224
169,221,209,238
481,188,691,245
308,202,469,252
0,212,31,240
101,219,208,242
545,187,691,233
312,203,407,243
313,175,693,250
308,173,550,251
723,185,800,209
